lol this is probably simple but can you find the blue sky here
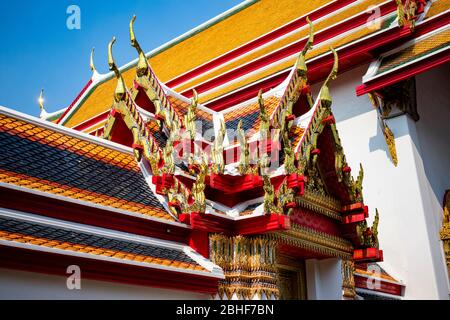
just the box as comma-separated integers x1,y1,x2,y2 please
0,0,242,116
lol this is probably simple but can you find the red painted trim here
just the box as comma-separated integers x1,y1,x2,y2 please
342,212,367,224
353,248,383,262
71,110,110,131
171,173,303,208
56,79,93,124
166,0,358,88
185,212,290,236
208,173,262,193
0,245,219,294
342,203,368,224
0,186,190,244
234,214,291,235
356,48,450,95
354,274,403,296
342,202,365,212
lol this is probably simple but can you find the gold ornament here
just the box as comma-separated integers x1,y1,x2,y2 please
184,89,198,140
211,119,226,174
440,191,450,276
237,119,251,175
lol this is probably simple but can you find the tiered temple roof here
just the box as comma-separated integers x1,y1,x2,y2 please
2,0,448,299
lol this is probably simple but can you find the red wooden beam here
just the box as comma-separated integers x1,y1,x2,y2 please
353,247,383,262
0,245,220,294
0,186,190,244
234,214,291,235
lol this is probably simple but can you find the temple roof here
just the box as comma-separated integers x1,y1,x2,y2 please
0,209,223,280
53,0,410,130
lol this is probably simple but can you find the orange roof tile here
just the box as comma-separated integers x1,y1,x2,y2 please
0,112,173,222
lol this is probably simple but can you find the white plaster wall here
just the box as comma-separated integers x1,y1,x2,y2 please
310,64,449,299
414,63,450,294
306,258,342,299
0,268,210,300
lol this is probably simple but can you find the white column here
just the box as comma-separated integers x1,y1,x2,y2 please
305,258,342,300
380,114,449,299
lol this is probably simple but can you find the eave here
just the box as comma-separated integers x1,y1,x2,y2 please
356,10,450,96
0,244,221,294
0,184,191,243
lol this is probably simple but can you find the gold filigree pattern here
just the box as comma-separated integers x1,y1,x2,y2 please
210,234,279,300
342,259,356,299
356,209,380,248
440,191,450,276
368,92,399,166
296,189,342,221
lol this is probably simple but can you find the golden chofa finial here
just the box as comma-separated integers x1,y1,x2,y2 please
295,17,314,78
302,17,314,56
38,89,45,111
108,37,127,102
90,47,96,73
319,47,338,108
130,15,149,76
191,88,199,107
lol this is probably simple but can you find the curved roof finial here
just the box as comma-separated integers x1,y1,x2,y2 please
108,37,126,101
191,89,198,108
295,17,314,77
302,17,314,56
130,15,149,76
38,89,45,111
38,89,48,119
319,47,338,107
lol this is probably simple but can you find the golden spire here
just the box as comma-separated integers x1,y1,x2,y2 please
130,15,149,76
108,37,126,102
38,89,45,112
319,47,338,108
38,89,48,119
302,17,314,56
90,47,96,73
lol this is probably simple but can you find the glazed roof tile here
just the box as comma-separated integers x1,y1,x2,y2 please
376,28,450,76
425,0,450,19
167,95,215,136
0,112,173,221
0,216,206,272
146,120,168,148
223,95,279,134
